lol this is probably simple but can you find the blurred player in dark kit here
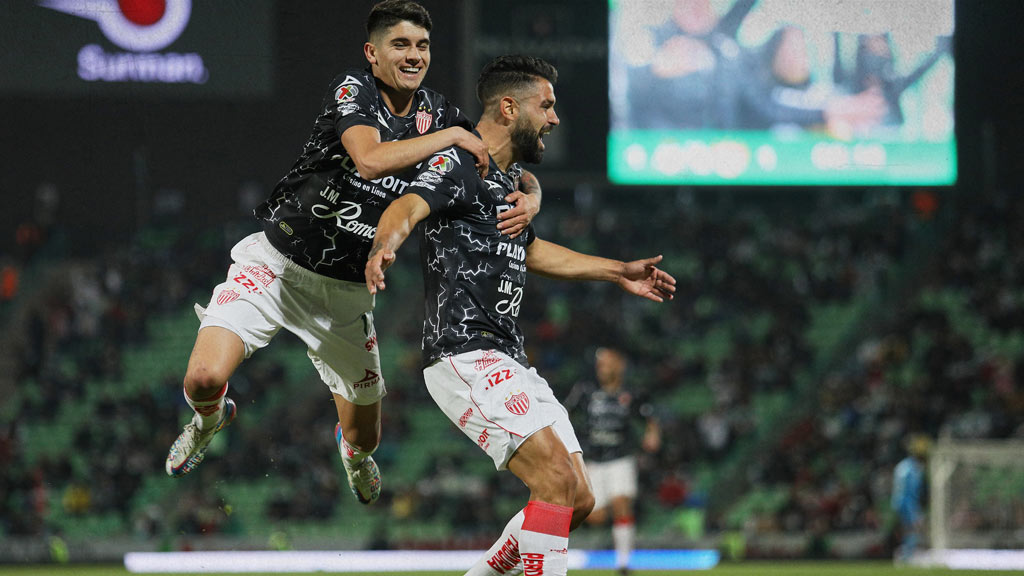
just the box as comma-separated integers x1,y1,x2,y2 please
366,54,676,576
565,347,660,575
165,1,541,507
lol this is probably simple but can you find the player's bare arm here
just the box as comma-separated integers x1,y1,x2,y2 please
498,169,542,238
365,194,432,294
525,239,676,303
341,124,490,180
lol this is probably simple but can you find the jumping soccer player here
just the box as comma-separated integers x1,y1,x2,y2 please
165,1,542,507
366,54,676,576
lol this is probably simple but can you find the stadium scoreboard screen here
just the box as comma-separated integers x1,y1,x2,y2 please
608,0,956,186
0,0,274,99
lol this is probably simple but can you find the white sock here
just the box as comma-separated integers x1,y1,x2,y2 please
465,511,525,576
518,501,572,576
185,383,227,431
613,519,635,570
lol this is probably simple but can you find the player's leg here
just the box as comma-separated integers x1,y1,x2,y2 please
568,452,596,530
609,456,640,574
303,280,385,505
166,326,243,477
464,443,591,576
333,394,382,504
610,495,635,575
425,352,578,576
167,232,286,477
504,428,577,576
584,459,611,525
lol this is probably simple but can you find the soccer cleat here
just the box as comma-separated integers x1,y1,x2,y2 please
166,397,237,477
335,422,382,505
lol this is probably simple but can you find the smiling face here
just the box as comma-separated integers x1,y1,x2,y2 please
509,78,559,164
365,20,431,97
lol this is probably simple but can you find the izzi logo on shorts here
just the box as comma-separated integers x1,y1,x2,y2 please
39,0,208,84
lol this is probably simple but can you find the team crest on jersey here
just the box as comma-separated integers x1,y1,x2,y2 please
335,84,359,103
216,288,240,305
416,109,433,134
504,391,530,415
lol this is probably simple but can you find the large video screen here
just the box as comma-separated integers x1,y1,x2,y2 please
0,0,273,99
608,0,956,185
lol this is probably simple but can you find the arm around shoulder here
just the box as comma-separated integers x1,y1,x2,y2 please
341,125,489,181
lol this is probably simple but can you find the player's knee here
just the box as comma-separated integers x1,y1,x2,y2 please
570,490,595,531
184,365,227,398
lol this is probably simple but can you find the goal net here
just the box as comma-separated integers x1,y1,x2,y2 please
929,439,1024,553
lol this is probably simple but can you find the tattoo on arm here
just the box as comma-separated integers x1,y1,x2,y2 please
520,170,541,197
368,241,384,260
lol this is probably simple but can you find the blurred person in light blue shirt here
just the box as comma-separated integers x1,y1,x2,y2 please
891,434,930,562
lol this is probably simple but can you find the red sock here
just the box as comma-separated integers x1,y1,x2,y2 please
519,501,572,576
185,383,227,431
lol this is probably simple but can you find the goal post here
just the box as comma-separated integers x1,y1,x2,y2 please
929,438,1024,552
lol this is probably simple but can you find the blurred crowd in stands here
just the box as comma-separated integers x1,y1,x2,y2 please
2,181,1022,558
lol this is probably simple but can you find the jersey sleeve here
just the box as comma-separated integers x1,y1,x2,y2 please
329,73,380,136
406,147,479,215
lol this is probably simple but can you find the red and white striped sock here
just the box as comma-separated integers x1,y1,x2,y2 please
612,516,635,570
518,500,572,576
185,383,227,431
466,510,525,576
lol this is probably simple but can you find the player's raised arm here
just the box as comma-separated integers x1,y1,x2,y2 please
341,124,489,180
365,194,432,294
497,169,542,238
525,239,676,303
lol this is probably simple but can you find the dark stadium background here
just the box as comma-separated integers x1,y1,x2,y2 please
2,0,1024,568
1,0,1021,246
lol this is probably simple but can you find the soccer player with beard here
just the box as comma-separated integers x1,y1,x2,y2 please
165,1,542,507
365,55,677,576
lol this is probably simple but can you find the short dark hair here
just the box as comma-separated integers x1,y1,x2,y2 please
476,55,558,109
366,1,432,41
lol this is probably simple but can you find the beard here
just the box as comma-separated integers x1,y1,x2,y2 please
510,119,544,165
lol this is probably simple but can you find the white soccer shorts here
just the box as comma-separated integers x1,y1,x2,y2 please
423,350,582,470
586,455,638,509
195,232,386,405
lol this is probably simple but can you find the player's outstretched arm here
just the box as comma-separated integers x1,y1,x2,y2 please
365,194,432,295
341,125,489,180
525,239,676,303
497,169,542,239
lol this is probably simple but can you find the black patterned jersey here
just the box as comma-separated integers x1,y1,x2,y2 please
565,382,653,462
256,68,471,282
406,146,534,368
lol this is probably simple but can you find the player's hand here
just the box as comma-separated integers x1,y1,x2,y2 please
617,255,676,303
365,247,396,295
498,191,540,239
452,128,489,178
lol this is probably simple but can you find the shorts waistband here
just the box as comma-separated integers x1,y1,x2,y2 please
256,232,367,289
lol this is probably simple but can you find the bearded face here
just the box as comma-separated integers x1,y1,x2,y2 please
510,115,546,165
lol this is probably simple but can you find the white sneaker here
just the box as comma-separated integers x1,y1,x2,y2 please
335,422,381,504
166,398,237,477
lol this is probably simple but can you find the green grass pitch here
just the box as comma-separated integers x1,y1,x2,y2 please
1,562,1023,576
